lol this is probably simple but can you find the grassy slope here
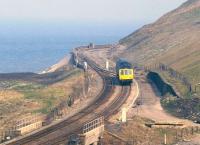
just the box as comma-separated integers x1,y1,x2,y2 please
119,0,200,94
0,68,84,129
16,69,83,114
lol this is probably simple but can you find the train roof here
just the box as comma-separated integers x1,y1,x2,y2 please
116,59,132,68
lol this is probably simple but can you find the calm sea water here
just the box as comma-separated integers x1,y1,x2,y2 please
0,22,140,73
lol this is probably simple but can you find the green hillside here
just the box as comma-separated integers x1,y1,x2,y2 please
119,0,200,95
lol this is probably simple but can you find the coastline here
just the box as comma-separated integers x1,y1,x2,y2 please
40,55,70,74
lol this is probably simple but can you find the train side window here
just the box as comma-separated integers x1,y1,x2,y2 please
129,70,133,75
125,70,128,75
120,70,124,75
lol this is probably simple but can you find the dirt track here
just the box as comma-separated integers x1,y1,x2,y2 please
129,75,197,127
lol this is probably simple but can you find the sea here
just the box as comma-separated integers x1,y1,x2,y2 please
0,21,141,73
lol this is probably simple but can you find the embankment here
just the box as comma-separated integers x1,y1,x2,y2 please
147,71,200,122
147,71,177,97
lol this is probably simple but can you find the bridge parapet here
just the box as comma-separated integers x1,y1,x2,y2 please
79,117,104,145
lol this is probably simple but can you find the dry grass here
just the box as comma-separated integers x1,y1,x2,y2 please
0,90,23,102
0,68,84,130
104,117,189,145
158,71,189,97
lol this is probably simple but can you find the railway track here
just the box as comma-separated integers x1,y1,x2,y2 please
3,56,131,145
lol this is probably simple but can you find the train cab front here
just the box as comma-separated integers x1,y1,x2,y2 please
118,69,134,85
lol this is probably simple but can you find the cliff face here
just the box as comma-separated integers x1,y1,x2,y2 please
119,0,200,83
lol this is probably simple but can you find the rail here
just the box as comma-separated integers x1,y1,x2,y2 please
4,51,131,145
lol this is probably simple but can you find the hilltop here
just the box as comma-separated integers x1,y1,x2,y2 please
119,0,200,90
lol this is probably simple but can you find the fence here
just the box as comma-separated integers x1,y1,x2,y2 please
0,115,44,143
105,126,200,145
177,126,200,137
143,63,192,93
0,128,19,143
14,115,44,130
82,116,104,134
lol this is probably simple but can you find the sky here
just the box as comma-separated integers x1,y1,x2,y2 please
0,0,188,73
0,0,187,24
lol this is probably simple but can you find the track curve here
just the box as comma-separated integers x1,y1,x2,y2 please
3,57,131,145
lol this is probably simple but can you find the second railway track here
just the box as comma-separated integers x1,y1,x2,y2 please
3,57,131,145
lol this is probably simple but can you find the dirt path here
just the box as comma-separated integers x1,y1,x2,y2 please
128,76,197,127
176,134,200,145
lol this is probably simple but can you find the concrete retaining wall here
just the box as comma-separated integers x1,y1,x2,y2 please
17,121,43,135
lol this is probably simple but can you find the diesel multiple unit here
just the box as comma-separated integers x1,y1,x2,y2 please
116,59,134,84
